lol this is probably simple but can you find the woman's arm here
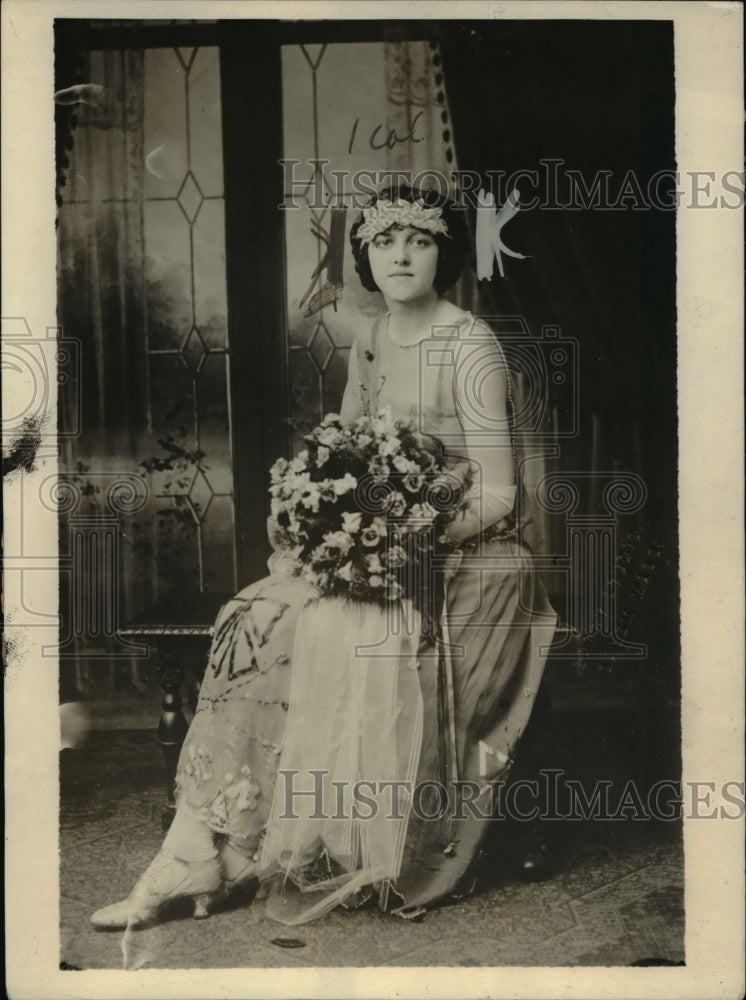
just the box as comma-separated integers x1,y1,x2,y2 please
446,328,516,542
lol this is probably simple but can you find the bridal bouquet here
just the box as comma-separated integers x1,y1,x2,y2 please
269,409,470,605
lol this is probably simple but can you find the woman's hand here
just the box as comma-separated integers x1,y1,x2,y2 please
447,458,473,486
267,515,284,552
444,506,483,544
266,515,303,579
440,460,516,543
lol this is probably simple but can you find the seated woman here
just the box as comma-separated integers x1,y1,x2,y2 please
91,184,556,932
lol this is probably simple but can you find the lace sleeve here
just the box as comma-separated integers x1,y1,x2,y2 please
340,323,375,423
340,343,363,423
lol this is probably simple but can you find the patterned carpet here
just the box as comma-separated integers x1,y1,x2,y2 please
60,717,685,970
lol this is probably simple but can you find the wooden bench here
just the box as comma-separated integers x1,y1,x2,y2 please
118,592,231,829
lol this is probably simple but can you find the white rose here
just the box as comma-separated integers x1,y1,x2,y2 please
323,530,354,556
317,426,341,447
290,450,309,472
333,473,357,496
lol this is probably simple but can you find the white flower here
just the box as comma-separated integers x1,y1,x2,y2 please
393,454,418,475
368,455,390,481
342,511,362,534
319,479,338,503
384,491,407,517
322,530,354,556
373,406,396,432
316,445,331,467
379,434,402,458
369,574,384,588
322,412,341,425
300,482,322,512
408,502,437,523
384,545,407,568
361,517,388,547
403,472,425,493
317,426,342,448
333,473,357,496
366,552,384,573
289,470,311,492
286,509,303,533
270,458,289,485
274,479,294,501
290,450,309,472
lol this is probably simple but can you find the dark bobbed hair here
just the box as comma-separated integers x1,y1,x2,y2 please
349,185,470,294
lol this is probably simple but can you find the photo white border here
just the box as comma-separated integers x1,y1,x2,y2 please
3,1,743,998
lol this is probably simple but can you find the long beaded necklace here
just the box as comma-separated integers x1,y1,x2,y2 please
376,312,519,500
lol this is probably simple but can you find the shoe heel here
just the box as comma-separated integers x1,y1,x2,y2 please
192,893,215,920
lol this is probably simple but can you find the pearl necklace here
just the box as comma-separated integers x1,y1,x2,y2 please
384,312,432,349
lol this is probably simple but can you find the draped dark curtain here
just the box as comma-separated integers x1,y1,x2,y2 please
56,50,154,695
441,21,679,752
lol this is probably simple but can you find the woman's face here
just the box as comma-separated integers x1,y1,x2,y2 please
367,224,439,305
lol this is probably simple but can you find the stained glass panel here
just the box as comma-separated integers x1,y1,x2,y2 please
142,46,236,596
143,48,189,199
188,47,225,197
59,44,236,635
192,199,229,347
144,200,193,347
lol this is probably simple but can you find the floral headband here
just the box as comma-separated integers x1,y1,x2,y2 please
356,198,450,245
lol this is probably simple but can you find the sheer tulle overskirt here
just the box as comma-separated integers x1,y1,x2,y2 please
259,598,423,923
172,536,555,920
